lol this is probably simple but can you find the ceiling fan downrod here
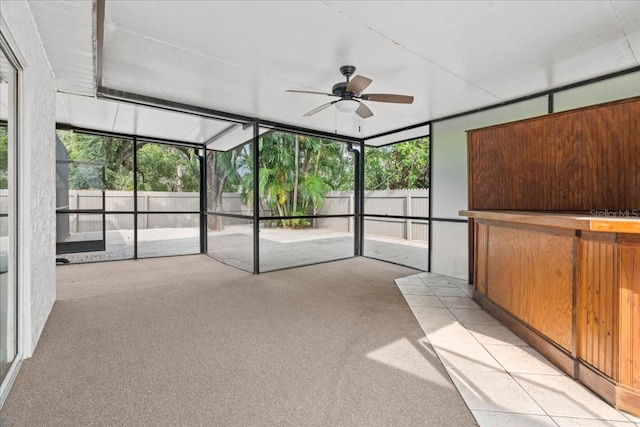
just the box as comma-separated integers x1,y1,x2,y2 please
340,65,356,82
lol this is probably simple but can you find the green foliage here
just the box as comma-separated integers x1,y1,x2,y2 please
208,131,354,228
57,129,430,232
137,144,199,192
0,126,8,189
256,132,348,227
58,130,133,190
58,130,199,192
208,132,429,230
365,137,430,190
285,212,311,229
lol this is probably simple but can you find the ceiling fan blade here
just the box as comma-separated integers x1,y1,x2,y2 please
286,89,339,97
356,102,373,119
360,94,414,104
303,100,338,117
346,75,372,94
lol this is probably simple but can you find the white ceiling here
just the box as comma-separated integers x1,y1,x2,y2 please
28,0,95,96
29,1,640,143
56,92,236,147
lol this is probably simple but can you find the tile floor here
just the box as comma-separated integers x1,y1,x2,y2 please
395,272,640,427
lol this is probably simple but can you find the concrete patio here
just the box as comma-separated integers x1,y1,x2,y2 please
60,225,429,272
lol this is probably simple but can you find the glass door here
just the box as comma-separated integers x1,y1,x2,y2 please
56,155,107,254
0,41,18,384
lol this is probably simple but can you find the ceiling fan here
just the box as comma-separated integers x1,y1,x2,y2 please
286,65,414,119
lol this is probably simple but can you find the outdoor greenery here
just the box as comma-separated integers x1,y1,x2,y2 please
57,130,199,192
0,126,8,189
57,129,430,231
206,131,354,229
257,132,353,226
207,132,429,229
206,143,251,231
365,138,430,190
137,143,199,192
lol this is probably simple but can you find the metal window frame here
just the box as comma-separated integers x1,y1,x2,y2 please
55,127,205,261
86,7,640,275
65,63,640,273
0,28,22,408
361,136,431,271
201,122,363,274
246,125,360,273
55,159,107,254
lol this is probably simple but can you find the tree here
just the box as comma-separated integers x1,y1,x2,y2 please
255,131,352,227
137,144,199,192
57,130,200,192
0,126,8,190
57,129,430,234
206,144,249,231
365,137,430,190
58,131,134,190
205,131,354,230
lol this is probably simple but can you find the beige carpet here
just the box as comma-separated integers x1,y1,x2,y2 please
1,255,476,426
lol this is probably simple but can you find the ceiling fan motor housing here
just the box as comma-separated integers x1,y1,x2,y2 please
332,82,349,96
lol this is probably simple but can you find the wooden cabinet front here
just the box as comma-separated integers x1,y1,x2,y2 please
577,238,619,380
619,242,640,405
484,224,574,351
469,213,640,416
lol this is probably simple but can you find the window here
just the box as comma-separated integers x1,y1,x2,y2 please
363,138,430,270
0,38,19,386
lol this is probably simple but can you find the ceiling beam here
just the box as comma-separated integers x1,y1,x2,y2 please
93,0,105,91
97,86,362,144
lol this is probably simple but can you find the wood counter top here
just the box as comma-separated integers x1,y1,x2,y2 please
460,210,640,234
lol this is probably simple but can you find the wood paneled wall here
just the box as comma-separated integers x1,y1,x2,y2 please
468,96,640,211
578,239,619,379
620,243,640,390
474,222,488,295
577,237,640,390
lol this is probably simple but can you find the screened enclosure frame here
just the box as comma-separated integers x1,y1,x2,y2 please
54,64,640,273
361,65,640,274
55,125,206,262
55,159,107,254
361,136,431,272
55,117,435,274
204,121,365,274
92,89,426,273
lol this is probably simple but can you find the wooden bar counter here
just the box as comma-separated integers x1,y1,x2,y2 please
461,210,640,416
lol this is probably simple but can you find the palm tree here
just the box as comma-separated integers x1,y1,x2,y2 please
255,131,345,228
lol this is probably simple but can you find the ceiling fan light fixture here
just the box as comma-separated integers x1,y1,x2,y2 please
335,99,360,113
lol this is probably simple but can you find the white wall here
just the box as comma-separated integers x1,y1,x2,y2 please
430,98,548,280
2,1,57,356
554,70,640,112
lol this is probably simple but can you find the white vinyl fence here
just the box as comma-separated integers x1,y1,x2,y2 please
59,189,429,241
317,189,429,242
